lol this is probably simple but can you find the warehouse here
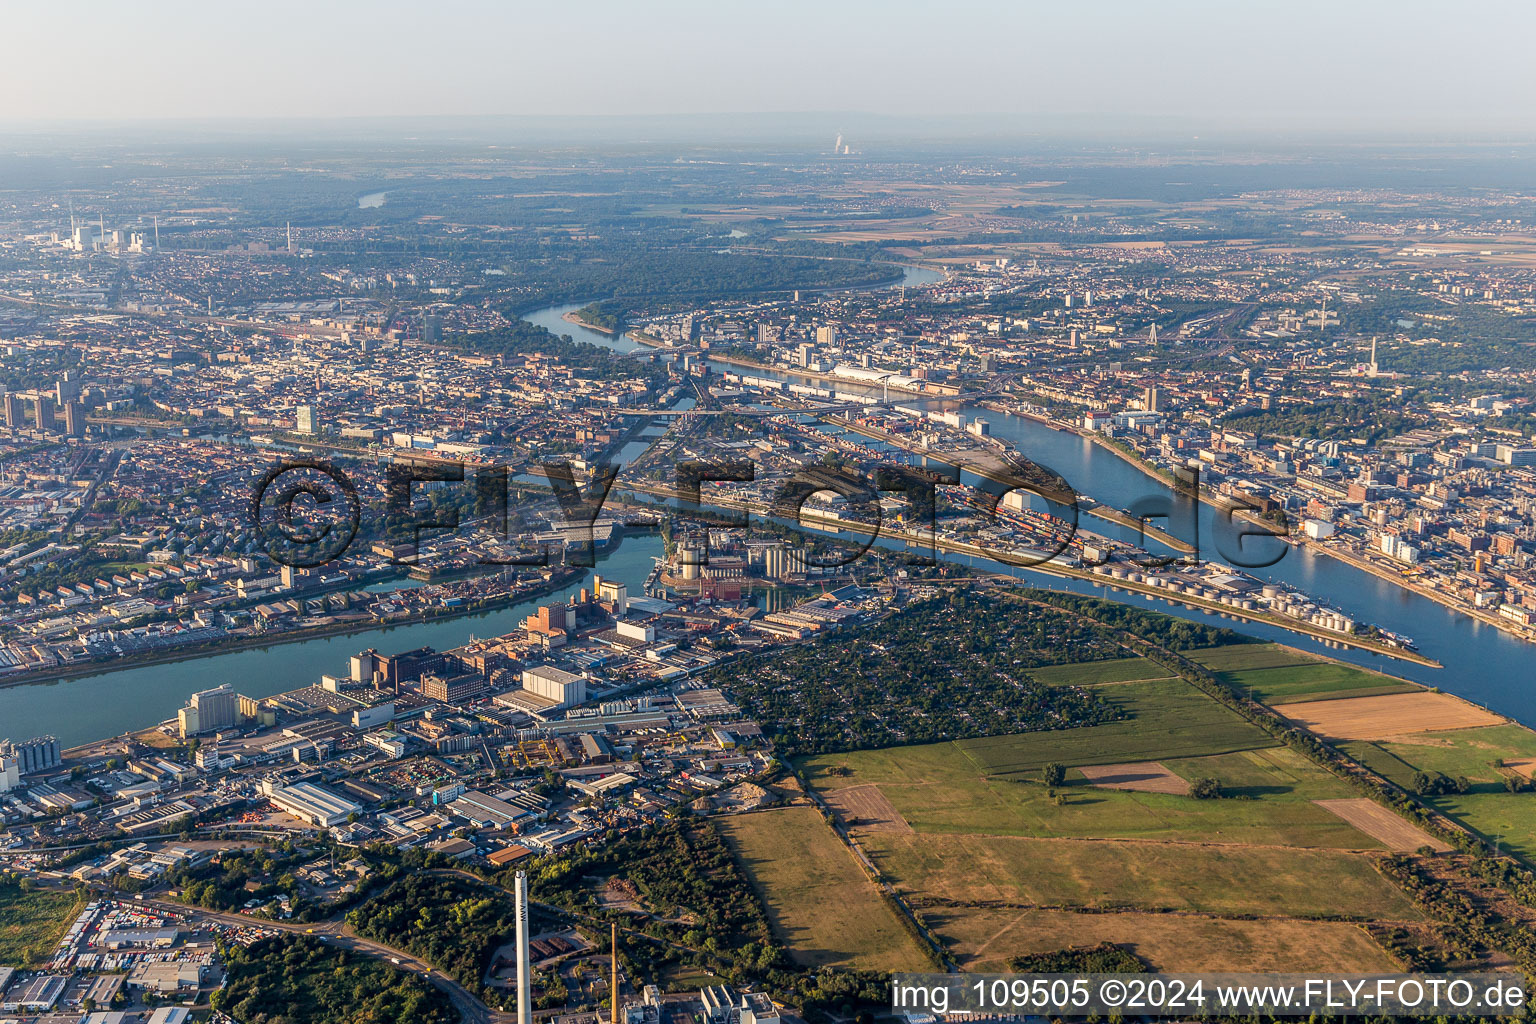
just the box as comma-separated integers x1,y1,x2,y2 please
262,780,363,827
521,664,587,708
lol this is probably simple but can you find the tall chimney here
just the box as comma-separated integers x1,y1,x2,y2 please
611,923,620,1024
515,870,531,1024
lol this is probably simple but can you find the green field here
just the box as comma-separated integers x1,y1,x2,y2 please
862,832,1421,919
954,677,1276,776
1186,643,1417,704
1186,643,1313,672
0,883,82,968
1341,726,1536,860
1222,664,1418,705
1027,657,1174,687
806,739,1370,848
714,806,930,972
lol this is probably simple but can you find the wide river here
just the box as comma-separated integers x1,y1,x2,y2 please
0,536,662,749
524,277,1536,726
6,264,1531,748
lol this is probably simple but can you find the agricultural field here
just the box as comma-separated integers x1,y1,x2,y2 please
921,906,1402,973
861,832,1421,919
954,677,1276,776
1078,761,1190,795
0,882,83,968
1341,725,1536,861
784,648,1473,974
1278,692,1505,741
1187,644,1320,673
806,731,1374,847
1314,799,1451,853
1026,656,1173,687
1187,643,1418,704
714,805,930,973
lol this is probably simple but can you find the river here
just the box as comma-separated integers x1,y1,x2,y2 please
9,261,1529,748
0,536,662,749
531,284,1536,725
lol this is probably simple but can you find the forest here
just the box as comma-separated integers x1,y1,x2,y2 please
347,874,520,1003
212,935,457,1024
1222,394,1430,443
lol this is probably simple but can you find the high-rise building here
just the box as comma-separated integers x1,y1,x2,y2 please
1,736,61,776
2,393,21,429
63,402,85,438
295,405,319,434
180,685,238,736
34,398,56,432
814,325,837,347
1143,387,1163,413
0,754,19,793
55,375,80,405
522,665,586,708
351,650,380,685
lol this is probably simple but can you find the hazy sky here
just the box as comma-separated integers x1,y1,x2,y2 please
4,0,1532,133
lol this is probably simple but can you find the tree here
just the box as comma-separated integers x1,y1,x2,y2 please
1189,777,1222,800
1042,762,1066,788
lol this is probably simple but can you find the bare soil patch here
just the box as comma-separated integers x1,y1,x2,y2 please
822,784,914,834
1279,692,1503,741
1078,761,1191,795
1314,798,1452,852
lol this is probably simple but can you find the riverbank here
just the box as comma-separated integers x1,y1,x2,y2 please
562,310,617,335
1295,535,1536,645
617,480,1438,667
828,413,1197,555
986,397,1536,651
710,350,963,401
0,566,583,692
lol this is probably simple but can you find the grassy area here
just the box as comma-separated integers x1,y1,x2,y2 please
1027,656,1174,686
954,677,1276,776
657,964,720,992
862,832,1421,920
922,906,1401,973
805,743,1370,847
1223,663,1419,705
714,806,930,972
1342,726,1536,860
0,883,83,968
1186,643,1417,704
1186,643,1313,672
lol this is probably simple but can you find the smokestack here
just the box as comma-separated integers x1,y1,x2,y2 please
611,923,619,1024
515,870,531,1024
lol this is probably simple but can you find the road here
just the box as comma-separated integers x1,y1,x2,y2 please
22,869,510,1024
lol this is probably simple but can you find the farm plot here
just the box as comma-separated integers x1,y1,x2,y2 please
1279,692,1504,741
1313,799,1452,853
1078,762,1190,795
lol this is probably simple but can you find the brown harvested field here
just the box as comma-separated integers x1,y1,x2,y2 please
923,906,1400,973
1505,759,1536,779
1078,761,1190,795
1278,692,1504,741
821,784,914,834
715,806,930,972
1314,799,1452,853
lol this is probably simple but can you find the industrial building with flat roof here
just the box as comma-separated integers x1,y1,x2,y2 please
261,780,363,827
522,664,587,708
